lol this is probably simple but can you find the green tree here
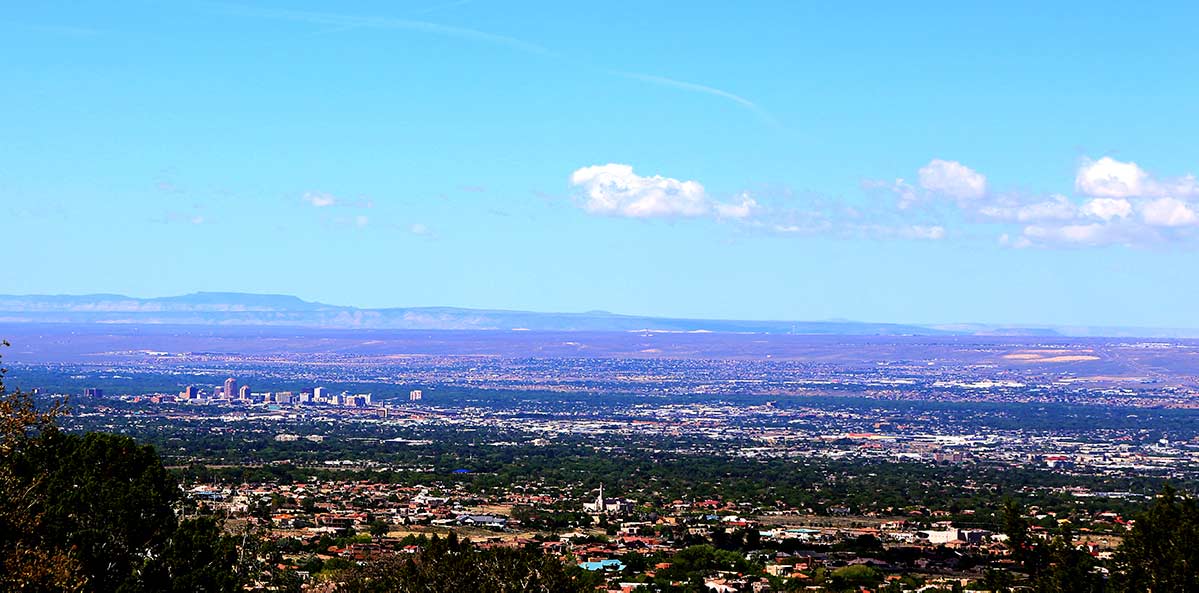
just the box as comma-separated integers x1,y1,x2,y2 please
1111,485,1199,593
131,517,241,593
368,519,391,539
338,534,588,593
981,568,1013,593
18,431,180,592
0,341,86,592
1032,524,1104,593
830,564,881,590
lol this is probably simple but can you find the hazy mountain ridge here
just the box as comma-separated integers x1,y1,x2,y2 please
0,292,950,335
3,292,1196,337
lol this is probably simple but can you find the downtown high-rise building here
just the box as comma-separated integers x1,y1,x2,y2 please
224,377,237,400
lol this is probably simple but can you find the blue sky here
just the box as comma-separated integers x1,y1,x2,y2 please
3,1,1199,327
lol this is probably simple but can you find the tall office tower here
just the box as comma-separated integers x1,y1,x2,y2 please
83,388,104,398
213,385,224,398
184,385,196,399
238,385,251,400
224,377,237,400
299,392,312,404
409,389,423,401
314,387,327,402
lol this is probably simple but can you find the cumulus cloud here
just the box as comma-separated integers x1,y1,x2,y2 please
570,155,1199,249
569,164,755,220
1008,157,1199,245
714,193,758,219
1080,197,1132,221
1141,197,1199,227
1075,156,1199,199
918,159,987,200
884,155,1199,247
1075,157,1148,198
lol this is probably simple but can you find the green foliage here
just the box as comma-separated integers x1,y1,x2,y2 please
337,534,589,593
131,517,241,593
16,432,180,592
1002,490,1199,593
830,564,881,589
1111,485,1199,593
0,341,87,592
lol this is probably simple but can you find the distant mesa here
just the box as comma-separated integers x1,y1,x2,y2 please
0,292,946,335
0,292,1193,337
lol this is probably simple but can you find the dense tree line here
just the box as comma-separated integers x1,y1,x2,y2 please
335,532,590,593
1002,491,1198,593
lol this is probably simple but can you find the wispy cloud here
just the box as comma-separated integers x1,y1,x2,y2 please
0,21,106,37
412,0,474,17
303,192,337,207
205,2,554,57
158,211,207,225
615,71,778,126
203,4,777,129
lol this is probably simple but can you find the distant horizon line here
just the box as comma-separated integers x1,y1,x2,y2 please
3,290,1199,336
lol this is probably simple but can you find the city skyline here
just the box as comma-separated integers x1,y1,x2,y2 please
5,2,1199,328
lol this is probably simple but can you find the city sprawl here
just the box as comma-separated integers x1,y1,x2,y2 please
5,326,1199,591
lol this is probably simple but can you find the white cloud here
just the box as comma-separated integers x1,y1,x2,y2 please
713,193,758,219
303,192,337,207
918,159,987,200
978,194,1076,222
1073,156,1199,200
1157,174,1199,198
409,223,430,235
1075,157,1148,198
571,156,1199,248
570,164,707,218
569,163,755,220
1141,197,1199,227
1080,197,1132,221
